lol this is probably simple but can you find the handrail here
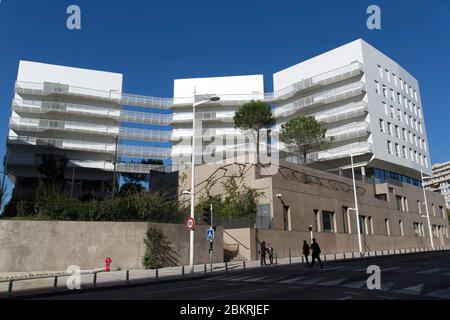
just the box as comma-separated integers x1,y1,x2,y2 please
223,230,251,250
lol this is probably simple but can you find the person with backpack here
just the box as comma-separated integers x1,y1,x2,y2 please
310,238,323,269
302,240,310,266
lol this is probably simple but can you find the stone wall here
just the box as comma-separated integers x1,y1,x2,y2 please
0,221,223,273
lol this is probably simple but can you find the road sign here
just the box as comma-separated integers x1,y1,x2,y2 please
206,227,215,241
185,216,195,231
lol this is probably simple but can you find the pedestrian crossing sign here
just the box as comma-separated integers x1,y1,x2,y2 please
206,228,215,241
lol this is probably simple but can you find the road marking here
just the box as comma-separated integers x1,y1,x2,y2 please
426,287,450,299
298,277,325,285
343,291,361,295
337,296,352,300
376,295,396,300
417,268,446,274
381,267,401,272
317,278,347,286
320,266,349,271
243,275,273,282
228,275,260,281
201,288,267,300
393,284,424,295
277,276,306,284
341,280,366,289
380,281,396,291
140,284,208,296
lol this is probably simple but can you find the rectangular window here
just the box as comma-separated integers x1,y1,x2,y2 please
396,195,403,211
393,73,398,86
423,140,427,151
378,65,383,78
414,119,418,131
409,131,413,143
414,222,420,237
387,140,393,155
432,203,436,216
402,128,407,141
419,122,423,134
314,209,320,232
414,134,417,146
395,125,400,138
424,156,428,168
359,215,366,235
374,80,380,94
440,206,445,218
386,69,390,82
399,78,403,89
368,216,374,235
387,122,392,135
397,109,402,122
379,119,385,133
417,200,422,215
410,148,414,161
382,85,388,98
405,113,409,125
403,196,409,212
342,206,350,234
404,96,408,108
432,225,438,238
402,145,407,159
409,115,413,127
414,90,418,101
415,151,419,164
385,219,390,236
390,105,395,118
399,220,404,237
418,106,422,119
414,104,418,116
390,88,395,101
395,143,400,157
322,211,335,233
397,92,402,105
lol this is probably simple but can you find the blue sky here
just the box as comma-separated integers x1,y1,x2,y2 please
0,0,449,173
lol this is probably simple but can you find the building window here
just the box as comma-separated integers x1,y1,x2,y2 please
405,113,409,125
387,140,393,155
399,220,404,237
314,209,320,232
424,156,428,168
402,145,407,159
368,216,374,235
432,203,436,216
418,106,422,119
390,105,395,118
432,225,438,238
403,196,409,212
386,69,391,82
385,219,390,236
378,65,383,78
396,195,403,211
414,222,420,237
397,92,402,105
393,73,398,86
342,206,351,234
419,122,423,134
395,143,400,157
379,119,385,133
440,206,445,218
359,215,366,234
399,77,403,89
383,102,388,116
402,128,407,141
410,148,414,161
397,109,402,122
423,140,427,151
417,200,422,215
382,85,388,98
414,90,418,101
390,88,395,101
387,122,392,135
395,125,400,138
322,211,335,233
374,80,380,94
414,104,418,116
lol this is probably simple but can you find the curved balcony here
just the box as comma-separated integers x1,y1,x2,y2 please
311,142,374,161
171,128,245,142
119,127,171,143
274,61,364,101
10,117,119,136
117,145,170,159
314,101,368,124
173,93,271,108
275,81,366,119
121,93,172,110
172,111,235,124
15,81,122,103
326,122,371,142
120,110,172,126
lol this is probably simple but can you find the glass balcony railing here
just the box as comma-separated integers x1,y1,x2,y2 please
172,111,235,123
9,117,120,136
314,101,368,124
120,110,172,126
274,61,363,101
326,122,370,142
121,93,173,110
15,81,122,102
119,127,171,142
274,81,366,118
117,145,171,159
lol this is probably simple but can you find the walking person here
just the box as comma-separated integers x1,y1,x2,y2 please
310,238,323,269
302,240,310,266
260,241,268,266
267,243,274,265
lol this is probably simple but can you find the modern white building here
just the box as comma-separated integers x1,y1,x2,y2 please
273,39,431,185
4,39,433,200
6,61,172,199
424,161,450,208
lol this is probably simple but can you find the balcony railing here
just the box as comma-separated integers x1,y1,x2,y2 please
172,111,235,123
121,93,173,110
309,142,374,162
274,81,366,119
326,122,371,142
314,101,368,124
119,127,171,142
274,61,363,101
120,110,172,126
10,117,120,136
15,81,122,102
117,145,171,159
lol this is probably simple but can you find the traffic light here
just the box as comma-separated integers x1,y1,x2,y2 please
202,207,211,225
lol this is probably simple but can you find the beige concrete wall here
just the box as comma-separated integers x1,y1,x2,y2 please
0,221,223,273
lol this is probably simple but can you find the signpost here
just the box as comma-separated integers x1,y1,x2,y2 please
208,204,214,271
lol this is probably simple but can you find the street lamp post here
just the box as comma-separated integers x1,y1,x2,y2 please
188,87,220,274
350,152,363,254
421,170,435,250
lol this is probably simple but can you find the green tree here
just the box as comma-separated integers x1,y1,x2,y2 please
37,153,69,192
142,226,174,269
279,116,333,163
234,100,275,163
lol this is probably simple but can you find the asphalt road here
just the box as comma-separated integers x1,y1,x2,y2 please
35,251,450,300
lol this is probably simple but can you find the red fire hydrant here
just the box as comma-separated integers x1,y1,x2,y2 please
105,257,112,272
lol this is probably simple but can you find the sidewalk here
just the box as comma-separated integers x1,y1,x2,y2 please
0,247,447,298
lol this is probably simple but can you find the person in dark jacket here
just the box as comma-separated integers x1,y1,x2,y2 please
260,241,267,266
302,240,310,266
267,243,274,265
310,238,323,269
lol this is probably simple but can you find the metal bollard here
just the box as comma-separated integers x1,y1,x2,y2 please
204,264,207,274
343,252,346,259
53,276,58,290
324,254,327,262
302,256,304,263
334,253,336,261
8,280,13,296
93,273,97,287
352,252,354,259
126,270,129,283
182,265,185,278
156,266,159,280
275,252,278,267
243,260,246,271
289,248,292,265
225,262,228,273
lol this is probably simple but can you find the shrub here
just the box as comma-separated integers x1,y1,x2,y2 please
142,226,172,269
